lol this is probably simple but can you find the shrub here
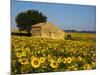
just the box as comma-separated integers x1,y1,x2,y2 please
65,34,72,40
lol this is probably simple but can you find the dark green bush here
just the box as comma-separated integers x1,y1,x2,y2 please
65,34,72,40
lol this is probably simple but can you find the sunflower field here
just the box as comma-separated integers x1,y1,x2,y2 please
11,35,96,74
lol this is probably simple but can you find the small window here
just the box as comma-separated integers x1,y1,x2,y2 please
49,32,55,38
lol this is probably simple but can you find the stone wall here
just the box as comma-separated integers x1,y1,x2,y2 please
32,23,65,40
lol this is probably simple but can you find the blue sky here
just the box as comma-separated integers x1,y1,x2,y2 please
11,0,96,31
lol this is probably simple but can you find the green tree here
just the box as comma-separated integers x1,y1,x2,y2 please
15,10,47,34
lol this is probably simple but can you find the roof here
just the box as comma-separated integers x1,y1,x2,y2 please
32,22,65,33
32,23,46,27
32,22,59,29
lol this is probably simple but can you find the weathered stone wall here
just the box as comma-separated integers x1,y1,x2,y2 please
32,23,65,40
32,27,41,36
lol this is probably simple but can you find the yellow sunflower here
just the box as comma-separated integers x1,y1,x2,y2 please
31,57,41,68
22,51,26,56
91,62,96,68
47,55,53,62
50,60,58,68
71,56,75,61
20,58,29,65
39,57,46,64
31,56,35,59
73,68,78,71
66,57,72,64
47,55,51,58
62,58,67,64
70,65,78,71
25,47,30,52
83,64,92,70
93,53,96,57
78,56,82,61
15,52,22,58
17,49,23,53
57,57,62,63
18,58,22,62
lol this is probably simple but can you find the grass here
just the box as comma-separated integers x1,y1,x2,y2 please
65,32,96,40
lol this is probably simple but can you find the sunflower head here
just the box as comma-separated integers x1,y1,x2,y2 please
78,56,82,61
22,51,26,56
20,58,29,65
31,56,35,59
48,56,53,62
15,52,22,58
91,62,96,68
50,60,58,69
83,64,92,70
57,57,62,63
71,56,75,60
17,49,23,53
63,58,67,64
39,57,46,64
47,54,51,57
73,68,78,71
31,57,41,68
25,47,30,52
70,65,78,71
18,58,22,63
66,57,72,64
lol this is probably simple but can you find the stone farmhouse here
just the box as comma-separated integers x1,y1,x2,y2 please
31,22,65,40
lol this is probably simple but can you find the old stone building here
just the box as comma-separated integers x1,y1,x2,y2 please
31,22,65,40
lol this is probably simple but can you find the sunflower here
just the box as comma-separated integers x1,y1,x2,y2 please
71,56,75,61
66,57,72,64
20,58,29,65
22,51,26,56
47,55,51,58
83,64,92,70
57,57,62,63
17,49,23,53
39,57,46,63
91,62,96,68
50,60,58,68
18,58,22,62
25,47,30,53
62,58,67,64
70,65,78,71
15,52,22,58
78,56,82,61
93,53,96,57
31,57,41,68
31,56,35,59
47,55,53,62
73,68,78,71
